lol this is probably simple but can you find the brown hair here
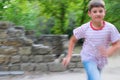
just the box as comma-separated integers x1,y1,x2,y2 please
88,0,105,11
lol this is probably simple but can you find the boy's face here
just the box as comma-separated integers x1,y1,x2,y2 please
88,7,105,22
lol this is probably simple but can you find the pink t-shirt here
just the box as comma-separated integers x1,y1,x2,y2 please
73,21,120,69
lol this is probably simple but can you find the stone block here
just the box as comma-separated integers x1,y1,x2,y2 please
35,63,48,71
21,63,35,71
68,62,76,68
48,62,66,72
43,55,55,62
0,46,17,54
76,62,83,68
0,55,10,64
0,71,24,76
7,27,25,37
18,47,31,55
0,65,9,71
21,56,29,62
0,30,7,39
32,44,51,55
9,64,20,71
21,38,33,46
71,54,81,62
11,55,21,63
2,39,23,47
0,21,14,29
29,55,35,62
34,55,43,62
0,55,5,64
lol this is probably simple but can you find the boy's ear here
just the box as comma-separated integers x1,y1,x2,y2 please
88,11,91,17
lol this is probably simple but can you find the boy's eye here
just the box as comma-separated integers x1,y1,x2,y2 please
93,11,97,13
92,10,103,13
99,10,103,13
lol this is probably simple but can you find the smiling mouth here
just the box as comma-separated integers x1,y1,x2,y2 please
96,16,101,18
95,17,102,19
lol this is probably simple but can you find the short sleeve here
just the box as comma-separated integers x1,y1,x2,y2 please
73,25,86,40
110,25,120,43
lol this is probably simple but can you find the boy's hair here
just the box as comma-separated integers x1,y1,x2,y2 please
88,0,105,11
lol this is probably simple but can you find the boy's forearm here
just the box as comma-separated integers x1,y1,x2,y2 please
67,35,77,58
107,40,120,56
106,46,117,56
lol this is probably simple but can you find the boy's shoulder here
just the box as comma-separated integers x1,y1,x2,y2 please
74,22,90,31
104,21,118,31
76,22,90,29
105,21,115,27
81,22,90,27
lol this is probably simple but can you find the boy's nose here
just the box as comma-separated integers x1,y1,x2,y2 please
96,12,101,15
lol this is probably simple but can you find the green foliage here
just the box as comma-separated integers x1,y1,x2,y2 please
1,0,120,36
105,0,120,31
1,0,40,30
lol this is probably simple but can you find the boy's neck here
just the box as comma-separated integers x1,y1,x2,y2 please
91,20,104,28
90,20,105,30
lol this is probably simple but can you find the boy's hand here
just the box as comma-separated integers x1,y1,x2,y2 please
98,46,108,57
62,56,71,67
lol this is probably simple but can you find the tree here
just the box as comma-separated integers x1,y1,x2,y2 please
1,0,120,36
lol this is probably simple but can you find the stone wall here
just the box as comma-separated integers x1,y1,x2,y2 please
0,21,83,72
34,35,69,58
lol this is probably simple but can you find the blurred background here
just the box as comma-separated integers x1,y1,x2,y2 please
0,0,120,37
0,1,120,79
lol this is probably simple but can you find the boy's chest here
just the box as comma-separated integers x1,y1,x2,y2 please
85,29,110,41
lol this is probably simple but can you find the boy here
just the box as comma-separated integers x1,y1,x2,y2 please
62,0,120,80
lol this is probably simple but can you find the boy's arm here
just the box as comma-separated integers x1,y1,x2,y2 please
62,35,78,67
106,40,120,57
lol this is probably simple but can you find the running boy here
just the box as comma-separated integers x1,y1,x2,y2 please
62,0,120,80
